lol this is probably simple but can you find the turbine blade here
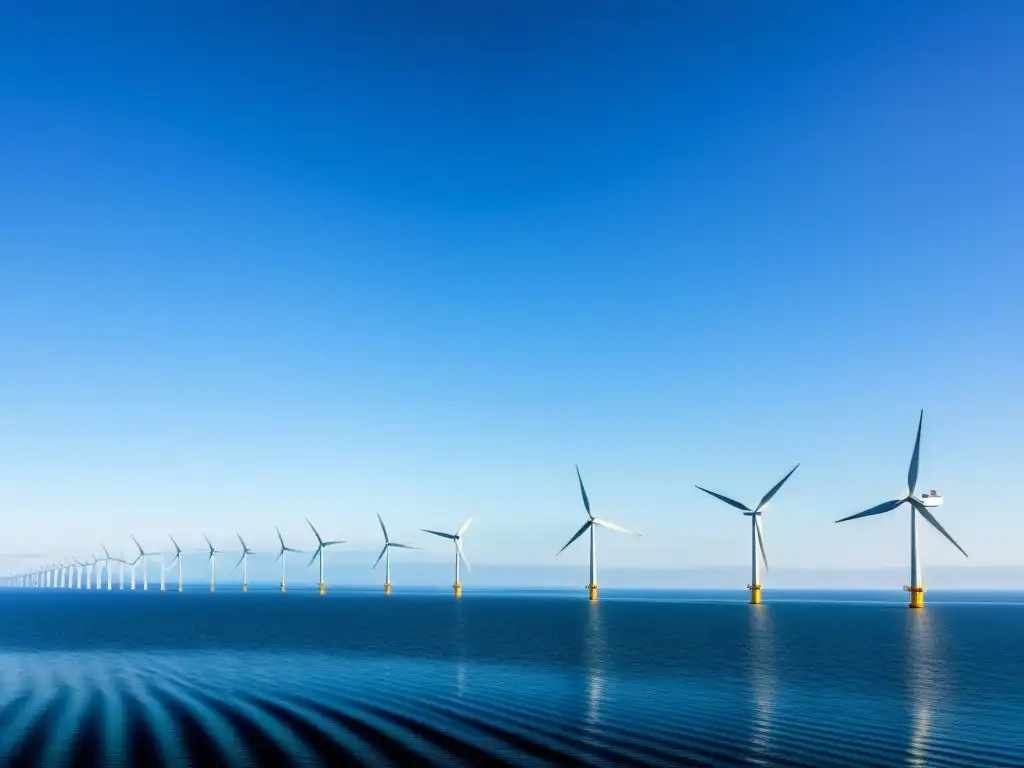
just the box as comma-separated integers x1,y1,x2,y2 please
323,540,344,547
170,535,181,553
389,543,419,550
377,513,389,544
456,539,471,571
229,553,245,575
275,549,283,563
307,548,320,568
755,517,769,571
756,464,800,513
237,533,247,551
457,515,474,537
576,465,593,518
373,544,388,569
909,498,968,558
908,410,923,496
203,534,214,552
422,529,456,540
593,518,639,536
276,526,285,549
695,486,752,512
284,547,301,553
835,498,904,523
558,520,593,555
131,535,144,556
306,518,323,546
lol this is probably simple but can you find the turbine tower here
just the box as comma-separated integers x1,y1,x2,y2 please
373,513,418,595
131,536,159,591
101,546,115,591
422,514,474,599
835,410,967,609
231,534,254,592
306,518,343,595
204,535,221,592
168,536,184,592
275,527,300,593
118,549,126,589
695,464,799,605
558,466,640,601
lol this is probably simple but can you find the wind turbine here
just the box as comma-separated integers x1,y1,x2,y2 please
835,410,967,608
204,535,221,592
306,518,343,595
230,534,254,592
422,514,474,599
558,466,640,601
73,558,85,589
100,546,116,590
696,463,799,605
373,514,418,595
167,536,184,592
131,536,159,591
275,527,300,593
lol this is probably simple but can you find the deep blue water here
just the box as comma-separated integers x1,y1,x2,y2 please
0,588,1022,766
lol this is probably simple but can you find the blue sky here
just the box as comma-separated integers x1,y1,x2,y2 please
1,2,1022,581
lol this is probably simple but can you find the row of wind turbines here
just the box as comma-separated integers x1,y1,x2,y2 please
3,411,967,608
3,514,474,597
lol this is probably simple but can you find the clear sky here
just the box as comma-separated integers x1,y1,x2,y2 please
1,2,1022,580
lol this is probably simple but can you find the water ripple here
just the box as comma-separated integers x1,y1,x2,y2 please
0,593,1021,766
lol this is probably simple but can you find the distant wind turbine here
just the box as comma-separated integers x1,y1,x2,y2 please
131,536,159,591
275,527,300,593
695,463,799,605
374,514,418,595
204,535,221,592
101,545,115,591
558,466,640,602
306,518,343,595
835,410,966,609
422,514,474,599
167,536,184,592
230,534,254,592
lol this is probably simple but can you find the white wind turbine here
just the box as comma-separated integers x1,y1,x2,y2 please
204,535,221,592
230,533,254,592
100,546,116,590
306,518,343,595
130,535,159,591
275,527,300,593
836,410,967,609
167,536,185,592
373,514,418,595
118,549,126,589
696,463,799,605
558,466,640,601
422,514,474,599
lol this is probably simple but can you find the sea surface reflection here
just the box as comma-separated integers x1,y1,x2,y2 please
0,589,1020,766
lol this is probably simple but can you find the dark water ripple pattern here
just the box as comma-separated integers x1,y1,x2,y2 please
0,589,1022,767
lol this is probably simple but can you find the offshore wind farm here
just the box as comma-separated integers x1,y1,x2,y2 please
2,2,1022,766
1,417,973,609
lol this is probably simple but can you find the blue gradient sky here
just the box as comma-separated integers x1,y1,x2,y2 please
1,2,1022,577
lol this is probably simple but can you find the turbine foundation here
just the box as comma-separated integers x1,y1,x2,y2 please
905,585,925,609
319,582,326,596
453,582,462,599
748,584,762,605
384,582,391,596
587,583,598,601
280,582,286,593
242,583,248,593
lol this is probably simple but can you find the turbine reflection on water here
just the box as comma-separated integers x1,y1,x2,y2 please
906,609,939,768
584,601,606,729
747,605,776,765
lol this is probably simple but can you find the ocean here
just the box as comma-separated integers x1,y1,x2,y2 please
0,588,1021,767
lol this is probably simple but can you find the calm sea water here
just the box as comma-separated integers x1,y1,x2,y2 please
0,588,1021,767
